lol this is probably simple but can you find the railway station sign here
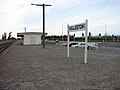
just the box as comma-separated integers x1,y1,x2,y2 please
67,20,88,64
69,22,86,32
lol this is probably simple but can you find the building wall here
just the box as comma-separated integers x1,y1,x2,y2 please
24,35,41,45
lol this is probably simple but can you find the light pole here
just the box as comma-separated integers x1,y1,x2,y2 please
62,22,68,41
31,3,52,48
101,23,107,42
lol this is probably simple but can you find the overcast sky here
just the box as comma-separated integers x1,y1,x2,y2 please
0,0,120,38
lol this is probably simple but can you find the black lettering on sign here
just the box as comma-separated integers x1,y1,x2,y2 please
69,23,86,31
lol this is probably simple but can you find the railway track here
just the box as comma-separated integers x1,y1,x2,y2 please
0,40,15,53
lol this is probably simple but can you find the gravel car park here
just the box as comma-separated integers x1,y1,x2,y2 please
0,41,120,90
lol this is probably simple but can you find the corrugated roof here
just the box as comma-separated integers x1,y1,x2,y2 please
17,32,47,37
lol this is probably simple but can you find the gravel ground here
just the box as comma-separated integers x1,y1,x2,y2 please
0,41,120,90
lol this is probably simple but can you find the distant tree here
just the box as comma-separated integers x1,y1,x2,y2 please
2,34,4,40
2,32,7,40
4,32,7,40
82,33,84,42
89,32,91,36
8,32,12,40
82,33,84,37
99,33,101,37
73,34,75,41
112,34,114,37
88,32,91,42
112,34,115,42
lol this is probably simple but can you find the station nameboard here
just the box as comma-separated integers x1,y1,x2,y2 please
69,22,86,32
67,20,88,64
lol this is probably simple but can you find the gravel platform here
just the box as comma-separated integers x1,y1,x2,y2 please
0,41,120,90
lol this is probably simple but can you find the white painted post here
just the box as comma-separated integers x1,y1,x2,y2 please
84,20,88,64
67,24,70,57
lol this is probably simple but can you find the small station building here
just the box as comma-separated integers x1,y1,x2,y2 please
17,32,44,45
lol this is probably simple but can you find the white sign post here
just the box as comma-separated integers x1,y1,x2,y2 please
84,20,88,63
67,20,88,63
67,24,70,57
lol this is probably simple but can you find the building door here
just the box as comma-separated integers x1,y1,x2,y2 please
30,37,35,44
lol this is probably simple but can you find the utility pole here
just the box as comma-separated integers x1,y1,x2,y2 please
105,24,107,42
24,27,26,33
31,3,52,48
101,23,107,42
62,24,64,41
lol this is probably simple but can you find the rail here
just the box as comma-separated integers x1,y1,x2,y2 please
0,40,15,53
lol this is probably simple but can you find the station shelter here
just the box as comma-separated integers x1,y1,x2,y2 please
17,32,44,45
